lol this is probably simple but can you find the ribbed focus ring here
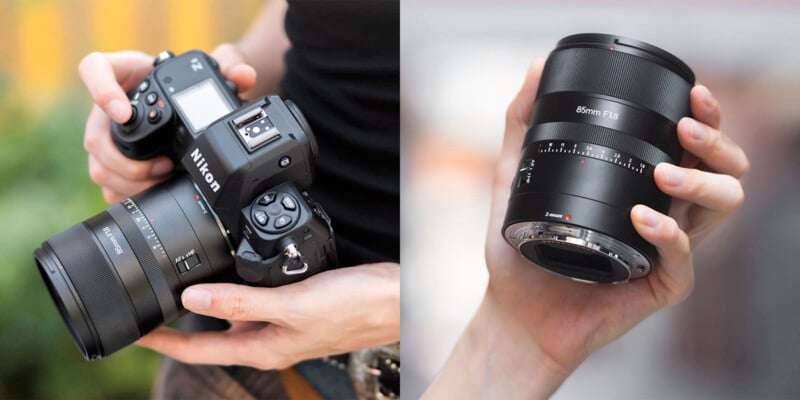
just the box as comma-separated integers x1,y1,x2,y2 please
47,223,140,356
538,47,692,122
523,122,675,166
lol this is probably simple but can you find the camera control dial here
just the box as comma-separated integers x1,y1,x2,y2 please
250,192,300,234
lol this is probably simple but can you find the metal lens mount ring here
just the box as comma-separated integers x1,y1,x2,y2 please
504,221,651,282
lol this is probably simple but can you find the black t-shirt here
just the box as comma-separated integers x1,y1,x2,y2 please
281,0,400,266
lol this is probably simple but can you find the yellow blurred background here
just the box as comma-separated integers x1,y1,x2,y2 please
0,0,263,397
1,0,261,107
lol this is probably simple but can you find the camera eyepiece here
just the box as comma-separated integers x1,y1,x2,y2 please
503,33,695,283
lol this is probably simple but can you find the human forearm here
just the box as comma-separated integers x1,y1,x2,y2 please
424,292,572,399
235,0,290,97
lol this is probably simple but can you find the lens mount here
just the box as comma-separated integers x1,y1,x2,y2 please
505,221,651,283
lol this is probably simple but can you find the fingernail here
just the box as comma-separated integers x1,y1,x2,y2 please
635,206,660,228
107,99,129,122
182,288,212,310
689,119,706,141
662,164,687,186
151,159,174,176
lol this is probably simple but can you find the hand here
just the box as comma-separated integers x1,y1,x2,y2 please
78,44,257,203
136,263,400,370
426,59,748,398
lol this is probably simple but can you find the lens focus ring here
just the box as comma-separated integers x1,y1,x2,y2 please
538,47,692,122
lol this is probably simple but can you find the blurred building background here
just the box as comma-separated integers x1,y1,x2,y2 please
0,0,260,398
401,1,800,399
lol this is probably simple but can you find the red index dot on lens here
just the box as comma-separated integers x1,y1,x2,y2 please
580,158,586,164
566,214,572,221
194,195,200,200
610,45,616,51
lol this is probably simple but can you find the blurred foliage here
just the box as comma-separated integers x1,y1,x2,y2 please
0,77,161,398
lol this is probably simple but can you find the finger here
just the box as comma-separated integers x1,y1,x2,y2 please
136,326,285,369
654,163,745,213
89,155,163,198
100,188,126,204
180,283,286,322
211,43,257,94
500,58,546,161
493,58,546,196
689,85,720,130
676,117,749,178
84,106,174,180
630,205,694,305
78,51,154,123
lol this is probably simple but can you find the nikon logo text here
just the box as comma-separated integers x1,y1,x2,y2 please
190,148,221,192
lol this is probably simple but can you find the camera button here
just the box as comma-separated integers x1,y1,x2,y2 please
253,210,269,226
145,92,158,105
257,192,277,206
274,215,293,229
137,79,150,92
147,108,161,123
281,195,297,211
123,105,139,126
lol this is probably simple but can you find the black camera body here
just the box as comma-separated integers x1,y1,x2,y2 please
34,50,337,359
111,50,334,288
111,50,241,160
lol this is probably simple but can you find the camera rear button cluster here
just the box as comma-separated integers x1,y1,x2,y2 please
252,192,299,233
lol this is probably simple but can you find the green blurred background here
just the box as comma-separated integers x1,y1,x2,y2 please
0,0,261,397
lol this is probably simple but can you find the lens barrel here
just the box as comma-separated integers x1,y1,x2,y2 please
503,33,695,283
34,176,233,359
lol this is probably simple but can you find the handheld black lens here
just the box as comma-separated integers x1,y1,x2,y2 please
502,33,695,283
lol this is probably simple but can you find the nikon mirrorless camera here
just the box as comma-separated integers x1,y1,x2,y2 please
33,50,337,360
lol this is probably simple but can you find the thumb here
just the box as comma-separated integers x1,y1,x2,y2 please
181,283,283,322
211,43,257,94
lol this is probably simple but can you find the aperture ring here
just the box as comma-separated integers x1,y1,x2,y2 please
523,122,674,167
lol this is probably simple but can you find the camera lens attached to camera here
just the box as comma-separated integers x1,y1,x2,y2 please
34,50,338,360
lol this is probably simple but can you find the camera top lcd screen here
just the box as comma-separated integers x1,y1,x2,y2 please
172,78,234,134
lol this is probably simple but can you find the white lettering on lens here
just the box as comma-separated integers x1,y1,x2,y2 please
545,212,563,219
576,105,619,120
190,148,221,192
102,226,124,255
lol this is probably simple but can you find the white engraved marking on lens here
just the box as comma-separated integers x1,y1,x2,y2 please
123,198,168,262
527,140,654,178
102,226,124,255
175,248,196,264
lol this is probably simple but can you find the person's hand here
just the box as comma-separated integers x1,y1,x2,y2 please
78,44,257,203
136,263,400,370
426,59,748,398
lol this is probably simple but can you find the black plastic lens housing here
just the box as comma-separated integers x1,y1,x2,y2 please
33,176,234,359
503,33,695,283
